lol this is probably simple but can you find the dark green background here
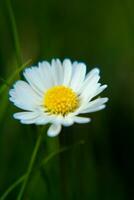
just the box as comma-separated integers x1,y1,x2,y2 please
0,0,134,199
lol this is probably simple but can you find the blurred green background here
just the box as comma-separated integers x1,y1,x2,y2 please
0,0,134,199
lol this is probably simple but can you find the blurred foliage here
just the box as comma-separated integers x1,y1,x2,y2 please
0,0,134,199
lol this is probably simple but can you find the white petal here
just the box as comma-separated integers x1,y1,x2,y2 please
80,82,100,103
47,124,62,137
74,116,91,124
38,62,54,89
82,73,100,93
23,62,54,95
70,62,86,92
62,59,72,86
79,68,100,91
23,68,44,94
61,116,74,126
14,111,39,120
13,111,41,124
15,112,55,125
82,105,106,113
80,69,100,102
20,119,37,124
35,116,50,125
9,80,42,111
51,59,63,85
80,97,109,113
35,113,55,125
95,84,108,96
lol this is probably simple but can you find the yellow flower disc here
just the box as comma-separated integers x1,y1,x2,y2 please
44,86,79,115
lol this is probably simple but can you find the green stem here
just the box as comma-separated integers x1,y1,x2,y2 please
0,176,25,200
59,133,68,200
0,140,84,200
16,132,42,200
6,0,22,66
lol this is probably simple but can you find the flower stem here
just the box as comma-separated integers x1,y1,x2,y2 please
6,0,22,66
59,132,68,200
0,140,84,200
16,132,42,200
0,175,25,200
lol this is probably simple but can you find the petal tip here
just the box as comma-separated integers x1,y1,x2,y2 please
47,124,62,137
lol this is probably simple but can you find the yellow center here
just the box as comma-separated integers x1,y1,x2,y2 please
44,86,79,115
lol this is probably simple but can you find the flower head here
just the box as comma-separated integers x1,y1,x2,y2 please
9,59,108,137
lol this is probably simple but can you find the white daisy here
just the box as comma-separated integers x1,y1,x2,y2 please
9,59,108,137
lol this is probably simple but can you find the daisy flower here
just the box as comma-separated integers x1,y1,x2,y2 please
9,59,108,137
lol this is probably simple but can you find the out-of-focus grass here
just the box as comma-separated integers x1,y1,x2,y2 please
0,0,134,199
